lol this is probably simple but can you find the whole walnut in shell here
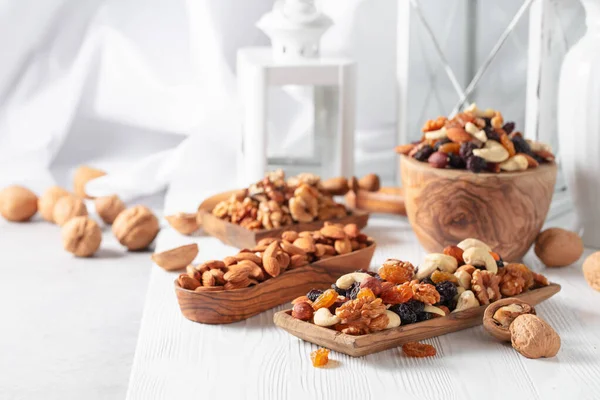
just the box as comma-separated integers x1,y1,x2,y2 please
534,227,583,267
95,195,125,224
583,251,600,291
38,186,70,222
73,165,106,199
510,314,560,359
0,185,38,222
112,205,159,250
61,216,102,257
53,195,88,226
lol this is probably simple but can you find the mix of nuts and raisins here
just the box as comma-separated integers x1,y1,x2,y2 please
176,223,373,292
395,104,555,173
211,170,348,230
290,237,549,335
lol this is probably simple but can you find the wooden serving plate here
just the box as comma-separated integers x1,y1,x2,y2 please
197,190,370,249
345,187,406,216
174,243,376,324
274,283,560,357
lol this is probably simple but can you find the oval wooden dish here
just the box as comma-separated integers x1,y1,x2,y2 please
273,283,560,357
198,190,370,249
400,155,557,261
174,243,376,324
345,187,406,216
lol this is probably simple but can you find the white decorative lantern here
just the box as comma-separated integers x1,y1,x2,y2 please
237,0,356,185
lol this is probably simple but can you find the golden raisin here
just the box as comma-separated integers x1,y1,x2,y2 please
310,348,330,367
402,342,437,358
311,289,338,310
380,282,413,305
356,288,376,300
430,270,458,285
421,116,447,132
378,260,415,284
411,283,440,305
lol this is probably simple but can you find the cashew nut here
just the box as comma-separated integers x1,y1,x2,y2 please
472,140,509,163
465,103,495,118
454,270,472,289
424,305,446,316
499,155,528,172
462,247,498,274
384,310,401,329
527,140,552,153
455,286,466,299
313,308,341,327
465,122,487,143
452,290,479,312
457,238,492,252
335,272,371,290
424,127,447,140
415,253,458,280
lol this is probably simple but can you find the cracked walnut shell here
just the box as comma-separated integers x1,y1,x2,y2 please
112,205,160,250
483,298,536,341
61,216,102,257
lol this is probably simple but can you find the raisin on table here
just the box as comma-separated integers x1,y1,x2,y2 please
310,348,330,367
402,342,437,358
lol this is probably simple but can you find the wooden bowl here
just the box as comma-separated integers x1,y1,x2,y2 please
400,155,557,261
198,190,369,249
274,283,560,357
174,243,376,324
345,187,406,215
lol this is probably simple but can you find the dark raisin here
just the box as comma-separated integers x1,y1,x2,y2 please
413,145,434,162
482,117,492,126
496,259,505,269
421,277,435,286
433,138,451,151
511,135,532,154
484,126,501,142
329,299,346,314
416,312,432,322
502,121,515,134
435,281,458,305
405,299,425,313
355,269,379,278
466,156,487,173
533,153,545,164
389,303,417,325
331,284,346,297
448,152,466,169
346,282,361,300
459,142,478,160
445,298,458,311
307,289,324,302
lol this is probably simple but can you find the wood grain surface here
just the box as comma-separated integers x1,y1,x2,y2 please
400,155,557,261
198,190,370,249
274,283,560,357
345,187,406,216
174,243,376,324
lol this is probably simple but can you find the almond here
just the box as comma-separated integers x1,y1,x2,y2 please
237,260,264,280
395,143,416,155
210,269,226,285
334,238,352,255
165,212,199,235
293,237,316,253
358,173,380,192
518,153,539,168
446,127,472,143
320,225,346,240
343,223,359,239
198,260,226,271
438,142,461,154
290,254,309,268
194,286,224,292
223,256,237,267
281,231,299,242
177,274,201,290
202,270,216,286
263,240,282,277
234,252,263,265
277,252,290,270
152,244,199,271
223,264,254,282
280,240,306,256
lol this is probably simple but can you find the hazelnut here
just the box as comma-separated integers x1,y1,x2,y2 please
360,276,383,296
165,212,199,235
358,173,380,192
428,151,448,168
112,205,160,250
483,298,536,342
534,227,583,267
510,314,560,359
73,165,106,199
61,216,102,257
319,177,350,196
38,186,70,222
0,185,38,222
53,195,88,226
583,251,600,291
292,302,314,321
95,195,125,224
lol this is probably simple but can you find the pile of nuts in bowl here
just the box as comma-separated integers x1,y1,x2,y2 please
290,237,550,335
176,223,373,292
211,170,349,231
395,103,555,173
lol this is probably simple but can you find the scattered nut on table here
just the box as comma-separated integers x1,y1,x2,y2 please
0,185,38,222
95,195,126,225
510,314,560,359
358,173,380,192
53,195,88,226
583,251,600,291
319,177,350,196
38,186,70,222
165,212,199,235
61,216,102,257
151,244,199,271
483,298,536,342
73,165,106,199
534,227,584,267
112,205,160,250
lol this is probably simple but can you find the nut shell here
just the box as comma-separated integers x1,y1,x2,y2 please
165,212,199,235
112,205,159,250
38,186,70,222
53,195,88,226
151,244,199,271
73,165,106,199
583,251,600,291
483,298,535,341
95,195,125,224
0,185,38,222
61,216,102,257
510,314,560,359
534,228,583,267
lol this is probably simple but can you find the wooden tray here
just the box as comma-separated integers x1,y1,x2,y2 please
345,187,406,216
273,283,561,357
198,190,370,249
174,243,376,324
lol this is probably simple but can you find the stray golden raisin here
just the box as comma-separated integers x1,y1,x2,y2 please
311,289,338,310
310,348,330,367
402,342,437,358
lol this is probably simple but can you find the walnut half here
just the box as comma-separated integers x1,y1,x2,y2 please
482,298,536,342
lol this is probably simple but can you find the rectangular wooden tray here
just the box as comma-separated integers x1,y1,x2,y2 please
273,283,561,357
174,243,376,324
198,190,370,249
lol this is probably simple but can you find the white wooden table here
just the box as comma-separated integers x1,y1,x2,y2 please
127,212,600,400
